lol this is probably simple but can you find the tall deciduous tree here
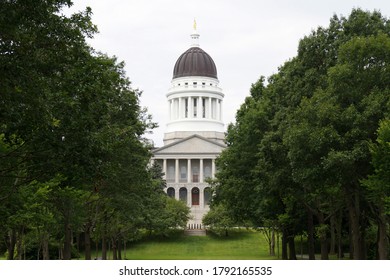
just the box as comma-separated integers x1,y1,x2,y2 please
214,9,390,260
1,0,159,259
362,119,390,259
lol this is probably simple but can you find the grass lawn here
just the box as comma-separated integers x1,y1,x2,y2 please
118,229,280,260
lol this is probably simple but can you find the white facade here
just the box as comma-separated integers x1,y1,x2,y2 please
152,25,225,229
153,135,225,228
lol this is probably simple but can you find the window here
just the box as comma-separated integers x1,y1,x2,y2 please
167,165,175,182
167,187,175,198
193,98,197,117
204,187,212,205
185,98,188,118
192,188,200,206
180,166,187,180
192,166,199,183
203,159,212,179
202,98,206,118
204,166,211,179
179,187,187,203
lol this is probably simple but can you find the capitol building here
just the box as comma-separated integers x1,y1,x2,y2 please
152,23,225,229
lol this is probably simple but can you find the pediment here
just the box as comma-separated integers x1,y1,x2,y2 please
153,134,225,155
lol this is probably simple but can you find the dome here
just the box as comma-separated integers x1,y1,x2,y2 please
173,47,218,79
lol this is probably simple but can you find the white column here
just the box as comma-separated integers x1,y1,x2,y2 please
175,187,179,200
187,187,190,207
200,187,204,208
173,100,176,120
178,97,182,119
188,97,193,118
175,159,179,183
197,97,201,118
211,159,216,178
168,100,171,121
163,159,167,180
220,100,223,121
208,97,212,119
216,99,220,121
200,159,204,183
187,159,191,183
211,98,215,119
173,99,177,120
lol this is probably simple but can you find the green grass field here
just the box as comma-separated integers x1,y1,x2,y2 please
1,229,281,260
119,229,280,260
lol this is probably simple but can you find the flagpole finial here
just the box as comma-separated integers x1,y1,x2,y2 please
190,19,199,47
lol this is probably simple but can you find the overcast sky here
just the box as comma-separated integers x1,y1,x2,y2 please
65,0,390,147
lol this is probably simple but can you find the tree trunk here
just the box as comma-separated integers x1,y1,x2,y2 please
282,231,288,260
42,232,50,260
102,237,107,260
124,240,127,260
317,212,329,260
336,210,344,259
63,222,72,260
16,227,24,260
270,228,275,256
307,209,316,260
377,206,388,260
277,232,280,259
288,235,297,260
346,190,363,259
84,227,92,260
348,217,354,259
117,237,122,260
6,229,16,260
112,239,117,260
330,215,336,255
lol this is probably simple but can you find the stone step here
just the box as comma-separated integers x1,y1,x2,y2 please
184,229,207,236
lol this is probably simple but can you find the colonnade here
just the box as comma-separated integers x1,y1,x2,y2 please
168,96,222,121
159,158,216,183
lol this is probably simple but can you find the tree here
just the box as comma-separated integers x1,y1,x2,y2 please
1,1,157,259
213,9,390,260
203,203,235,237
362,119,390,259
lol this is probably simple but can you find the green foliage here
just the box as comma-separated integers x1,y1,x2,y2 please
0,0,171,260
362,119,390,213
143,195,190,237
214,8,390,259
202,204,235,236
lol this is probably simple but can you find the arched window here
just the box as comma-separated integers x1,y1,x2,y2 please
179,187,188,203
167,187,175,198
191,187,200,206
204,187,212,205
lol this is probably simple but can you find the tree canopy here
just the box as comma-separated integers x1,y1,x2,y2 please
0,0,188,260
213,8,390,260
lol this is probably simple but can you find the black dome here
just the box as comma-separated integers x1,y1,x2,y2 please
173,47,217,79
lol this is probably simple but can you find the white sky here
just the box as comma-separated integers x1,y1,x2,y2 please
66,0,390,147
